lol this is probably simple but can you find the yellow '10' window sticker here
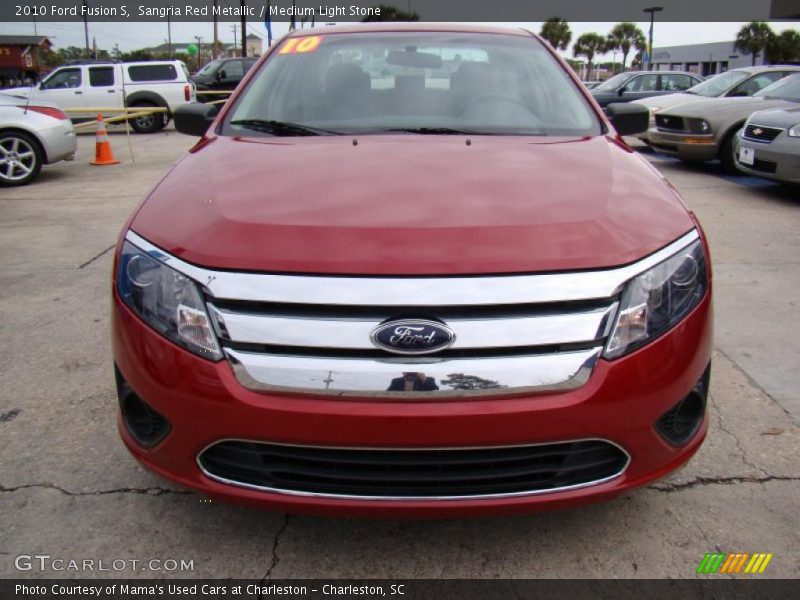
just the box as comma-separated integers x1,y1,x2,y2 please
278,36,325,55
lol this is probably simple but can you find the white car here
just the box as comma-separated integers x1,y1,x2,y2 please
4,60,196,133
0,93,77,186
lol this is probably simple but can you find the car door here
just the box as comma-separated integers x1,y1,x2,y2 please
216,60,245,90
619,74,659,101
83,66,123,110
34,66,87,114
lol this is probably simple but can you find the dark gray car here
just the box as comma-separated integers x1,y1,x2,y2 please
591,71,703,107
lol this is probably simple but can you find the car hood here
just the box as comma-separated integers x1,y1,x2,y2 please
634,93,711,110
746,105,800,128
129,135,695,275
662,96,796,121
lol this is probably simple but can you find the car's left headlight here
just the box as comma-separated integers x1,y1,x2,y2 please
788,123,800,137
686,118,711,133
117,240,222,360
604,239,708,359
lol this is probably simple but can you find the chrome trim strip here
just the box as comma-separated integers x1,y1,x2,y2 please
125,229,698,306
225,346,602,398
195,438,631,501
209,303,618,350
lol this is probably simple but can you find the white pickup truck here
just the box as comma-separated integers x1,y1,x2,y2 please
5,60,196,133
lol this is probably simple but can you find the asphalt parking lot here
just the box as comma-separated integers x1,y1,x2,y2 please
1,128,798,580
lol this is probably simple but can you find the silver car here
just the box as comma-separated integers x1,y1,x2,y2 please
648,73,800,172
735,107,800,185
633,66,800,142
0,93,77,186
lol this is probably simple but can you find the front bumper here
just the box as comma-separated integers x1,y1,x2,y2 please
648,128,719,161
734,136,800,184
112,283,713,518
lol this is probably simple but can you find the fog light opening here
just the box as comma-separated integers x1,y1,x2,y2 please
115,366,171,448
656,364,710,446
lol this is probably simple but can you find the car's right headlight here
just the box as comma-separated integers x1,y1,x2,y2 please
604,239,708,359
648,106,662,115
117,240,222,361
788,123,800,137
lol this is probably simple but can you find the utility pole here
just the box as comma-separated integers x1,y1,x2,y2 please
167,15,173,58
231,24,238,55
240,0,247,57
643,6,663,70
82,0,90,58
213,0,219,58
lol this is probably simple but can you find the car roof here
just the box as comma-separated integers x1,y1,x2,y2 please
284,22,533,38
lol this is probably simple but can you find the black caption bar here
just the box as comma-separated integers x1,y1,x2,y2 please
2,579,798,600
0,0,797,23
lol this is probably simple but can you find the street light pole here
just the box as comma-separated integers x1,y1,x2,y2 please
643,6,663,70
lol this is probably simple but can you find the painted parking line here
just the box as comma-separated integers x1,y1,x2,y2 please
642,152,779,189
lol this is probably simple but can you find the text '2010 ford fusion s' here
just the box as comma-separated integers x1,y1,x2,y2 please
112,24,712,518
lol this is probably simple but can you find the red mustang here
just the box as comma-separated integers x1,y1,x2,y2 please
112,24,712,517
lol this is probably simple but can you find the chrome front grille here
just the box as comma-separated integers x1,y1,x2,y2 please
743,124,783,143
125,229,699,398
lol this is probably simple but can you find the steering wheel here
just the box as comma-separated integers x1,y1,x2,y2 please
456,93,532,116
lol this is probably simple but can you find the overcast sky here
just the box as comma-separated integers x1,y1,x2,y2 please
3,20,799,58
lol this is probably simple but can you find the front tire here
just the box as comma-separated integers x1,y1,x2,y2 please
129,102,165,134
720,126,743,174
0,131,43,186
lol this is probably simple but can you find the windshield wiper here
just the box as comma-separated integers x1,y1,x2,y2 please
386,127,542,136
229,119,341,136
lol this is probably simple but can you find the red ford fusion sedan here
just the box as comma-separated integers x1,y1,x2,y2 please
112,24,712,518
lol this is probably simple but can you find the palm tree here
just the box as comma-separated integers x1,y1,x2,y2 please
540,18,572,52
362,4,419,21
606,22,646,71
735,22,775,66
765,29,800,64
573,33,606,80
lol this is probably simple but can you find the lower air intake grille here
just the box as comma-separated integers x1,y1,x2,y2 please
198,439,629,499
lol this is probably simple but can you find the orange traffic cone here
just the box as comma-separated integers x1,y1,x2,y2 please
90,114,120,166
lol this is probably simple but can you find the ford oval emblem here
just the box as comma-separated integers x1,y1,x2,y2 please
371,319,456,355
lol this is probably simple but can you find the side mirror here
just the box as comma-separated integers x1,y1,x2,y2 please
218,70,227,80
174,103,219,136
617,86,627,96
605,102,650,136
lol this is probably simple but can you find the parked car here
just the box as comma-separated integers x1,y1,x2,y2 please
734,106,800,185
582,80,602,89
632,66,800,142
0,93,76,186
191,57,259,101
649,73,800,171
3,60,196,133
590,70,703,107
113,24,711,517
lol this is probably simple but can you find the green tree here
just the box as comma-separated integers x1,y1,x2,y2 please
362,4,419,21
765,29,800,64
606,22,646,71
735,22,775,66
540,17,572,52
573,33,606,79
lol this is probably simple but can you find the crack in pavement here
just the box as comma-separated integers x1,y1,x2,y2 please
709,394,770,477
77,244,115,270
648,474,800,493
0,482,192,497
257,514,291,598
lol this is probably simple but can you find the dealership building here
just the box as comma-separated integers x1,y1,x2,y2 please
650,41,773,76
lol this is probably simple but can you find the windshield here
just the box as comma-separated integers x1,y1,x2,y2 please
196,60,221,76
592,72,635,93
223,32,601,137
754,73,800,101
686,70,749,97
